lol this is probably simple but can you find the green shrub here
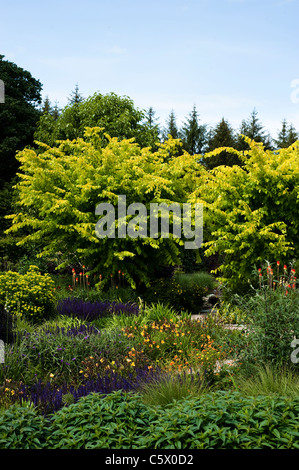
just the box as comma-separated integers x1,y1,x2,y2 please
44,390,299,449
235,287,299,366
53,284,138,304
143,302,183,323
0,265,55,323
142,391,299,449
46,390,153,449
3,390,299,449
0,402,48,449
174,271,216,291
144,275,210,314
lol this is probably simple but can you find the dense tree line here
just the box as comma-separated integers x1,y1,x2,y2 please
1,55,298,190
1,55,298,268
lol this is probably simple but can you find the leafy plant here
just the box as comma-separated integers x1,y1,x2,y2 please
144,276,209,314
0,402,48,449
4,390,299,449
174,271,216,291
6,129,202,288
0,265,55,323
234,285,299,366
193,137,299,295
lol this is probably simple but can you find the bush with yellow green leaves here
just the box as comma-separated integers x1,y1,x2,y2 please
191,137,299,296
0,265,55,323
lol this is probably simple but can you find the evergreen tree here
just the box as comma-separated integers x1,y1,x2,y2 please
202,118,242,169
287,124,299,146
41,96,52,114
52,102,60,121
68,83,84,105
40,96,60,120
66,84,84,133
274,119,298,148
145,107,157,128
141,107,160,150
163,110,179,140
236,108,272,150
180,105,207,155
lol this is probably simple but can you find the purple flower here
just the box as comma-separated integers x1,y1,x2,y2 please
56,298,139,321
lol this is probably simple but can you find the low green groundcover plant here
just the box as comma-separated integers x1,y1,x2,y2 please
2,390,299,449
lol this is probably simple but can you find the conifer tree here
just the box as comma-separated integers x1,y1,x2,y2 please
143,106,160,149
164,110,179,140
180,105,207,155
236,108,272,150
68,83,84,104
41,96,52,114
274,119,298,148
51,102,60,121
202,118,242,169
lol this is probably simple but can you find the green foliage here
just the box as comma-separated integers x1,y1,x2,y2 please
274,119,298,149
3,390,299,449
163,110,180,140
140,391,299,449
0,265,55,323
193,137,299,294
53,284,138,304
213,302,249,325
203,118,242,169
235,286,299,366
235,363,299,399
174,271,216,292
0,319,102,386
144,272,213,314
142,302,183,322
139,371,210,406
236,108,273,151
6,128,202,288
46,390,153,449
0,402,47,449
179,105,207,155
34,91,159,150
0,55,42,187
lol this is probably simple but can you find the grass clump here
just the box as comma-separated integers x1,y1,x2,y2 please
235,363,299,399
139,370,211,406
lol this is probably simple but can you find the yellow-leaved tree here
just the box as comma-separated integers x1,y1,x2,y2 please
6,128,203,288
190,137,299,295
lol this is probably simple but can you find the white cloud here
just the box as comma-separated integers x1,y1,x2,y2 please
109,45,127,55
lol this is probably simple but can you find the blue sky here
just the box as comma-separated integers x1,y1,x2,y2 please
1,0,299,137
